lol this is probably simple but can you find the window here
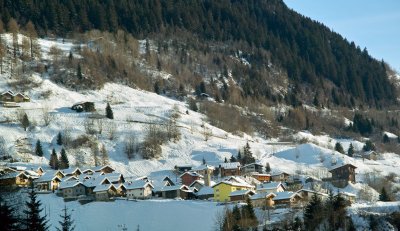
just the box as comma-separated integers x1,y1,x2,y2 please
216,189,219,192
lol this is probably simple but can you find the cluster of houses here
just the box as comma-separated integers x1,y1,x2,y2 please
1,90,30,107
0,161,357,208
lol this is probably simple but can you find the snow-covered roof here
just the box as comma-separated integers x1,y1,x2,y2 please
196,186,214,196
256,182,285,190
62,167,82,175
0,171,27,180
59,180,84,189
34,173,62,183
192,164,215,171
212,180,253,189
93,165,115,172
124,180,154,190
103,173,123,182
93,184,116,193
229,190,253,197
329,163,357,172
189,180,205,188
81,175,109,188
219,162,240,169
157,185,190,192
223,176,254,188
250,192,276,200
179,171,203,178
273,191,301,201
296,189,328,197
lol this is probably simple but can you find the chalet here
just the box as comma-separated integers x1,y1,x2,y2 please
71,102,95,112
362,151,379,161
250,192,276,208
271,172,290,182
196,186,214,200
13,93,30,103
1,91,14,102
241,163,264,175
329,164,357,183
252,173,271,182
273,191,302,207
296,189,329,202
62,168,82,177
256,182,286,194
93,184,118,201
34,174,62,191
103,173,125,184
124,180,154,199
58,181,87,198
219,162,241,177
180,171,203,186
93,165,115,174
113,184,127,197
81,175,111,195
0,172,31,187
156,185,193,199
0,91,30,103
229,190,255,202
36,167,45,176
150,176,175,190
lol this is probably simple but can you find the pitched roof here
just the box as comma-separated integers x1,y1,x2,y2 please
93,165,115,172
189,180,205,188
250,192,276,200
124,180,154,190
179,171,203,178
212,180,253,189
273,191,301,201
93,184,116,193
256,182,285,190
0,171,28,180
34,173,62,183
81,175,109,188
329,163,357,172
156,185,190,192
62,167,82,175
58,180,84,189
196,186,214,196
229,190,254,197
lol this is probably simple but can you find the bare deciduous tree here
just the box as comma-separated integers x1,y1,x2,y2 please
105,121,117,140
125,135,138,159
42,106,54,126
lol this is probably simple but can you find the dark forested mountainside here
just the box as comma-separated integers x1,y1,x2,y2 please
0,0,397,107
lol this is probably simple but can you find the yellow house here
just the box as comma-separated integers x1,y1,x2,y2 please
212,181,254,202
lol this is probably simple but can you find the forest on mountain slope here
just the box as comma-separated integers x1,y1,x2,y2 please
0,0,397,108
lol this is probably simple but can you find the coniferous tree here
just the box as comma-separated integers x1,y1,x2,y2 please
202,157,206,165
49,148,59,170
230,155,236,162
59,148,69,169
35,140,44,157
265,162,271,173
348,143,355,157
56,205,75,231
363,140,376,152
224,157,228,163
335,142,345,154
379,187,390,201
57,132,63,146
77,63,82,80
304,194,322,230
0,196,19,231
237,150,242,162
105,103,114,119
22,113,30,131
22,187,49,231
242,142,255,164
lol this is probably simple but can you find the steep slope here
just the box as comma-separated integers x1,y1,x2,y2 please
0,0,397,107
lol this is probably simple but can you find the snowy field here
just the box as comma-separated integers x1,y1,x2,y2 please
38,194,223,231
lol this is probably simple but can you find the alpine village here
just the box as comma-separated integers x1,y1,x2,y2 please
0,1,400,231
